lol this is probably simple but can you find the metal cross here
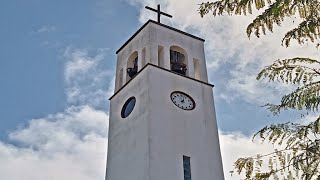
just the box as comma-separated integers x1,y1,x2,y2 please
145,4,173,23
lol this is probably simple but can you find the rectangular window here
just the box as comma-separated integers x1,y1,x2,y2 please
183,155,192,180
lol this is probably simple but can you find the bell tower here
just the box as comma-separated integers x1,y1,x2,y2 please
105,7,224,180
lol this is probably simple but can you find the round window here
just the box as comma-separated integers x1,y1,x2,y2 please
121,97,136,118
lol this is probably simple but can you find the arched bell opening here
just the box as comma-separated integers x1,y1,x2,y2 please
126,51,138,81
170,46,188,76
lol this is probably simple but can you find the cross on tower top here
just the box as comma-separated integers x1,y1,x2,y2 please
145,4,173,23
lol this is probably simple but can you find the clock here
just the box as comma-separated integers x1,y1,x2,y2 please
170,91,195,110
121,97,136,118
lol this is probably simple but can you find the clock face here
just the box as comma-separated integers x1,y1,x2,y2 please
170,91,195,110
121,97,136,118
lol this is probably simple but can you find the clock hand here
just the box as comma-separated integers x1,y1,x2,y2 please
179,95,184,102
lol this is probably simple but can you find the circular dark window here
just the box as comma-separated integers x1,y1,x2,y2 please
121,97,136,118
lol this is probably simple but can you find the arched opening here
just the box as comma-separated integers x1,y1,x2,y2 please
193,58,201,80
170,46,188,76
126,51,138,82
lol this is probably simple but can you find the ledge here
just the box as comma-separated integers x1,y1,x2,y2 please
109,63,214,100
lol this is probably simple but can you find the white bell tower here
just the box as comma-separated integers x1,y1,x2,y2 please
105,13,224,180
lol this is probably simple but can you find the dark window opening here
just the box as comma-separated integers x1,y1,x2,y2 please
170,50,187,76
127,57,138,78
121,97,136,118
183,155,192,180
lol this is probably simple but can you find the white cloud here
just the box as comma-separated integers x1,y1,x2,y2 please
219,132,275,180
37,25,56,33
64,48,98,82
64,47,114,108
0,106,108,180
0,45,113,179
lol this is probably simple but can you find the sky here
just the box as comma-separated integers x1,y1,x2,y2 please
1,0,319,179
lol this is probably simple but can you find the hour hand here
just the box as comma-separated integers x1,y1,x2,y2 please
180,96,184,102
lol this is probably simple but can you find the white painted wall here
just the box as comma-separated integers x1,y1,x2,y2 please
107,21,224,180
106,65,224,180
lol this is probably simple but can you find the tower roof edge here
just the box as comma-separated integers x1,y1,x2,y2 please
116,20,205,54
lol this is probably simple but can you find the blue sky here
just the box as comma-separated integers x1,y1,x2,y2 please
1,0,319,179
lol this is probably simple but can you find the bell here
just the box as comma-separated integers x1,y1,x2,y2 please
127,66,138,78
171,63,187,75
